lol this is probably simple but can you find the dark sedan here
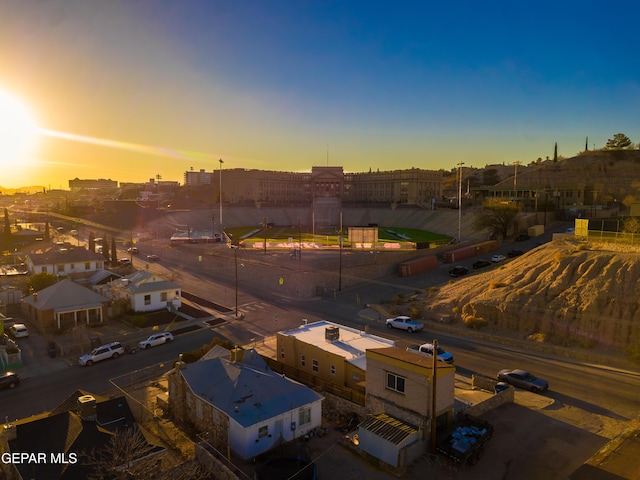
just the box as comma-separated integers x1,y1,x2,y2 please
497,369,549,393
508,250,524,258
0,372,20,390
448,266,469,277
473,259,491,269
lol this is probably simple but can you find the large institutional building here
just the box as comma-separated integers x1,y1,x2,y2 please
184,166,444,206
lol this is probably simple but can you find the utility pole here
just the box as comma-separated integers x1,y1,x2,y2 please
338,211,343,291
430,339,439,453
457,162,464,243
218,159,224,228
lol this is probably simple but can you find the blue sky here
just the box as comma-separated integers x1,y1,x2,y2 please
1,0,639,188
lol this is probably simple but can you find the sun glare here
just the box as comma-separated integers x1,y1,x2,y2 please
0,89,39,168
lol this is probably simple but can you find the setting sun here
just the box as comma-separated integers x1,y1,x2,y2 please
0,89,39,169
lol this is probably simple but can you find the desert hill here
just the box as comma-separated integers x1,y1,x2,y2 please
422,238,640,357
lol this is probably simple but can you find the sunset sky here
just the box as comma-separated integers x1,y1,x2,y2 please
1,0,639,189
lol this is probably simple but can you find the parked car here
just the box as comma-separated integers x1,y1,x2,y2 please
139,332,174,349
497,369,549,393
0,372,20,390
118,258,131,265
407,343,454,364
448,266,469,277
385,316,424,333
146,254,160,261
491,254,506,263
8,323,29,338
472,259,491,270
78,342,125,366
507,249,524,258
128,246,139,254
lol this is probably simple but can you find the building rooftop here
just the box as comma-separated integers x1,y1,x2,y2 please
280,320,395,366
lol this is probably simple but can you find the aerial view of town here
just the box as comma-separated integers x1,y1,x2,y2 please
1,2,639,480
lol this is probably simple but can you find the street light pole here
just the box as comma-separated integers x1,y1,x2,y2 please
219,159,224,230
458,161,465,243
234,245,238,318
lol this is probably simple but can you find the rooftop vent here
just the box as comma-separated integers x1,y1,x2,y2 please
77,395,97,421
325,326,339,342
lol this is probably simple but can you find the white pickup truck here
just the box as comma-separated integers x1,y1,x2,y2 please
407,343,454,364
385,316,424,333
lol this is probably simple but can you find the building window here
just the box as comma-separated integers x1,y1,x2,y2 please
41,267,47,273
312,359,319,372
352,371,360,382
70,263,75,270
280,347,285,360
144,295,151,306
258,425,268,438
299,408,311,426
161,292,167,302
386,372,406,394
57,264,64,273
300,355,306,367
85,262,90,270
330,364,336,375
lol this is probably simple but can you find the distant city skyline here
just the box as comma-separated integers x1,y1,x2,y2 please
1,1,639,189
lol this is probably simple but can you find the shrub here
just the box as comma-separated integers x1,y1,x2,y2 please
463,316,487,329
391,294,405,305
409,306,422,318
451,306,459,314
577,243,590,251
489,281,507,289
624,344,640,363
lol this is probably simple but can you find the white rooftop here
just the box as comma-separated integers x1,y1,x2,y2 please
281,320,395,365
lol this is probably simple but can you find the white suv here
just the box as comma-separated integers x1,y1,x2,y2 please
78,342,125,366
139,332,174,349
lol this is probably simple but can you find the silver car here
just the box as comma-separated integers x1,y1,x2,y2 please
139,332,174,349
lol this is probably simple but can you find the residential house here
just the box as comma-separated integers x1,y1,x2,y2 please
0,390,163,480
358,347,456,468
168,346,324,461
111,270,181,312
24,247,105,279
21,278,110,332
276,320,395,393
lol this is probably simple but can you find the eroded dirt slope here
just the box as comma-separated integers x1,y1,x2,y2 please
426,240,640,351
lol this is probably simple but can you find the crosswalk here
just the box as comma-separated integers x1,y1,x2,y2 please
236,301,271,314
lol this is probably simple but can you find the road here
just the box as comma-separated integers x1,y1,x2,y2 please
1,328,218,422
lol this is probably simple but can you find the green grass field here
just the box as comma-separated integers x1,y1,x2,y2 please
225,225,450,247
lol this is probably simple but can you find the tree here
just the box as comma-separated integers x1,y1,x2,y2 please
111,237,117,264
623,217,640,235
88,231,95,252
1,208,11,252
102,237,110,262
473,198,521,239
25,272,57,294
553,142,558,162
606,133,632,149
82,427,161,480
44,220,50,242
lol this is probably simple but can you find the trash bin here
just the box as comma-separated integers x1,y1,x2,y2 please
48,349,56,358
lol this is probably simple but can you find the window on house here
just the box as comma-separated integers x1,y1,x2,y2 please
312,359,319,372
161,292,167,302
144,295,151,305
85,262,90,270
300,355,306,367
330,364,336,375
70,263,75,269
258,425,268,438
280,347,285,360
386,372,406,394
41,267,47,273
299,408,311,426
57,264,64,273
352,372,360,382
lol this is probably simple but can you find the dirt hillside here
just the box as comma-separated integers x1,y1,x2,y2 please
423,238,640,356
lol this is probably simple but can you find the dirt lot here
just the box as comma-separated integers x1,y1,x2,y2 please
284,389,629,480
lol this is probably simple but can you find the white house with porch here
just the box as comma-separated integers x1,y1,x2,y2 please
21,279,109,332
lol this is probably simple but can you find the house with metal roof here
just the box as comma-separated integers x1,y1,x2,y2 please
24,247,105,278
111,270,181,312
168,346,324,461
21,278,110,331
1,390,163,480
